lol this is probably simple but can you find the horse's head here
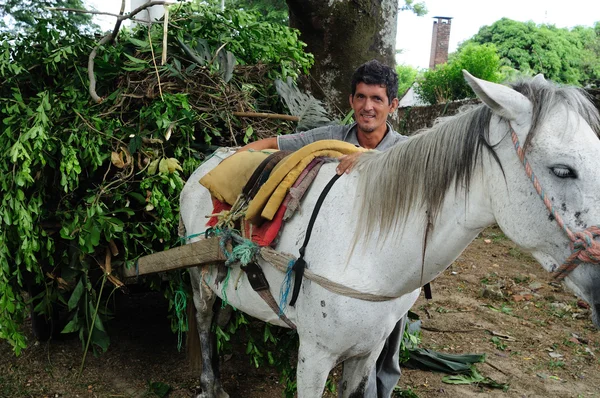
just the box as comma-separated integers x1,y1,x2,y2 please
464,71,600,327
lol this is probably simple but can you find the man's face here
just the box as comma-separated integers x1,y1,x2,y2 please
349,82,399,135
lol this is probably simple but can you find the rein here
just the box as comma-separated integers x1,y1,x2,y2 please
510,124,600,280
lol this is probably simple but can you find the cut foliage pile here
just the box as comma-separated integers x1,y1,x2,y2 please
0,2,313,356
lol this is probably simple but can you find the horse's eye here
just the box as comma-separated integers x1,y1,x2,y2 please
550,165,577,179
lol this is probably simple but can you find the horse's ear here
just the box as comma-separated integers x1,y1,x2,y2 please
532,73,546,83
463,70,532,122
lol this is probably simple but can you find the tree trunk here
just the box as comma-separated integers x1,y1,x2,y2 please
286,0,398,116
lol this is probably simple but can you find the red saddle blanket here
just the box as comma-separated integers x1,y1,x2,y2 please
207,197,286,246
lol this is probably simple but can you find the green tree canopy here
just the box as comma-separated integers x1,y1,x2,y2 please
462,18,600,86
400,0,427,16
396,64,419,98
415,43,502,105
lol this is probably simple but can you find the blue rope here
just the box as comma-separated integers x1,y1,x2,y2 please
179,231,206,242
279,259,295,315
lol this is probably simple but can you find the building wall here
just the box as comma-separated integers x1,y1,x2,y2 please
397,88,600,136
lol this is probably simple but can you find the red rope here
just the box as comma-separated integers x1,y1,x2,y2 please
554,227,600,281
510,126,600,280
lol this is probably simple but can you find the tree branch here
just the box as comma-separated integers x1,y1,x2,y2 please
48,1,175,22
232,111,300,122
127,1,175,22
88,34,112,103
108,0,127,46
51,1,175,103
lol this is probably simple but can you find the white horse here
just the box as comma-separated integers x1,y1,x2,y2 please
180,72,600,398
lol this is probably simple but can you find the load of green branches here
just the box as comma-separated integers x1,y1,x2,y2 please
0,2,313,356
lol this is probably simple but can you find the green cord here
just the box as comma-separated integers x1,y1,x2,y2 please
221,267,231,308
174,284,188,352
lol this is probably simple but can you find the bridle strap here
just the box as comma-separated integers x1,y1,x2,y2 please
510,123,600,280
421,212,433,300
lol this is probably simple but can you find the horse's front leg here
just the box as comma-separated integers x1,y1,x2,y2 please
338,349,381,398
189,266,229,398
339,316,406,398
295,340,337,398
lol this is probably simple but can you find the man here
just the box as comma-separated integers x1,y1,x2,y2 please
242,59,408,397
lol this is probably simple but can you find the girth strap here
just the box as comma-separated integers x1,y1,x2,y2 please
289,173,342,307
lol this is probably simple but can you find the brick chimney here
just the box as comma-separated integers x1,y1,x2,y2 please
429,17,452,69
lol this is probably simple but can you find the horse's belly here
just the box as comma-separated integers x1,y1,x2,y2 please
294,284,420,355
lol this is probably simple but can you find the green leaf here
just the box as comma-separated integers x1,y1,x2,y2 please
90,226,101,247
243,126,254,144
442,367,509,390
124,53,148,64
148,159,160,175
68,280,84,311
128,136,143,154
91,325,110,353
148,381,171,398
61,316,80,334
128,192,147,204
128,37,150,49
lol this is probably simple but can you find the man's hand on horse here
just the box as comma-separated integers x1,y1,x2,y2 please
336,152,363,175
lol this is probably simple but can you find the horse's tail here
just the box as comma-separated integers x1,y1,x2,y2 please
186,297,202,372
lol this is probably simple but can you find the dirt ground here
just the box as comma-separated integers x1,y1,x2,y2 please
1,225,600,398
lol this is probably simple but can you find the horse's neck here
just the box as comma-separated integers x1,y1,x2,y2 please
419,170,496,286
289,163,495,298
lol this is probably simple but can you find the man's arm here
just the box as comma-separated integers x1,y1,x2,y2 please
237,137,278,152
239,128,362,174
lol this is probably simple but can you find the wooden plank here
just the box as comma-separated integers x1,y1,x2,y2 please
121,237,226,278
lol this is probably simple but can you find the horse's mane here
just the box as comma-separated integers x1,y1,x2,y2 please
354,77,600,243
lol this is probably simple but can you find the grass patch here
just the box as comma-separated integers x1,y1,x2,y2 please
548,360,565,369
508,247,524,259
394,386,420,397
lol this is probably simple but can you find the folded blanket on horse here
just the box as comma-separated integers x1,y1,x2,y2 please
245,140,366,224
283,157,327,221
207,157,326,246
199,149,277,206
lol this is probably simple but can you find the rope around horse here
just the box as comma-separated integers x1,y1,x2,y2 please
212,230,401,304
510,126,600,280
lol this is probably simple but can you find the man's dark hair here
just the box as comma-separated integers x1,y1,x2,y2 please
351,60,399,105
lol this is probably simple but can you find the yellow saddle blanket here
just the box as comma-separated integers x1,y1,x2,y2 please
200,140,366,224
199,149,277,206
